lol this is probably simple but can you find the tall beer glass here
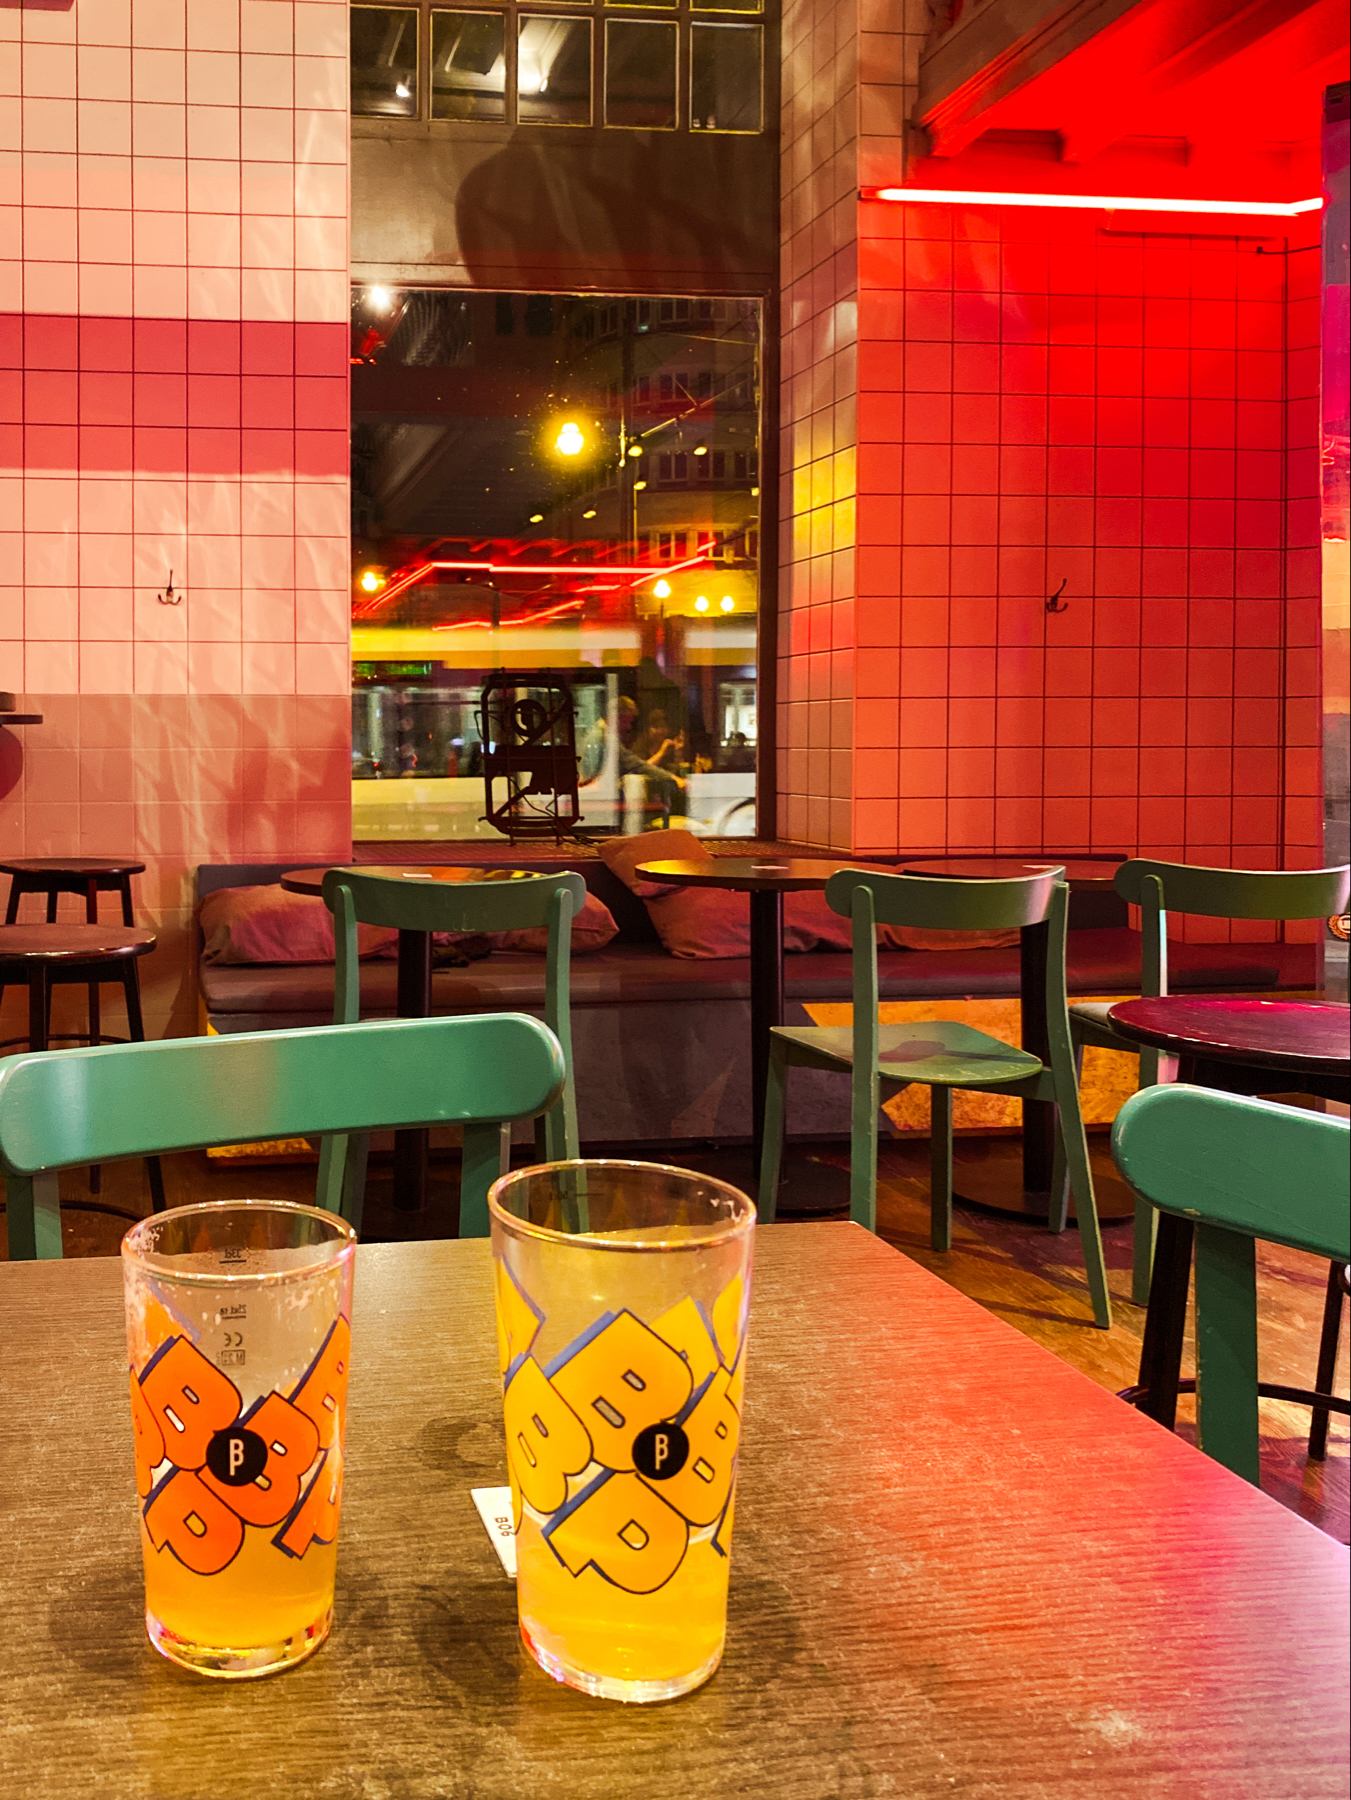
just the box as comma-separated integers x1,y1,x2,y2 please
122,1201,357,1678
489,1160,754,1704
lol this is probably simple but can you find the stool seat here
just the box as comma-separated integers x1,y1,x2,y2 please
0,858,147,877
0,925,156,962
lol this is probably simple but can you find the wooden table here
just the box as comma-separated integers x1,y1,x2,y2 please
636,858,865,1172
1109,996,1351,1430
1,1227,1345,1797
280,865,537,1213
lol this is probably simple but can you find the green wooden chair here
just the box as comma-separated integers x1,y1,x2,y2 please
758,868,1112,1329
1069,859,1350,1303
1111,1083,1350,1486
0,1013,565,1259
322,868,585,1170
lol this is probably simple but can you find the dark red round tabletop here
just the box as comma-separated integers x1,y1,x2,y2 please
0,925,156,960
0,858,146,876
637,857,863,892
902,857,1119,885
279,865,541,896
1108,997,1350,1077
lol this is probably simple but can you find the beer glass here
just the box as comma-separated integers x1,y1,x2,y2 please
489,1160,754,1703
122,1201,357,1678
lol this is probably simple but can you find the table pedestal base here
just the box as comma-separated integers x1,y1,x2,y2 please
949,1139,1137,1222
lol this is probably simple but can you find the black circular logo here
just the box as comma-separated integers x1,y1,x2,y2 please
632,1422,690,1481
206,1426,267,1486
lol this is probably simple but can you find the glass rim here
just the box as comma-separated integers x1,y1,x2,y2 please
121,1199,358,1287
488,1157,756,1254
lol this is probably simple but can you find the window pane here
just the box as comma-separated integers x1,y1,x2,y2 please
517,16,592,125
605,21,676,130
351,7,419,118
350,289,763,842
690,24,762,133
431,12,507,120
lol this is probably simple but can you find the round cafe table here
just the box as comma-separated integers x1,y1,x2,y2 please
1108,995,1350,1432
281,865,540,1212
636,857,866,1171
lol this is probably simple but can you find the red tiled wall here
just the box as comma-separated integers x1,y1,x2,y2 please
780,175,1323,940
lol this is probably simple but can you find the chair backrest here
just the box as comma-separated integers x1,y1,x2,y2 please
823,869,1072,1094
1112,1083,1350,1483
824,867,1060,933
323,866,586,1158
0,1014,566,1258
1112,860,1351,997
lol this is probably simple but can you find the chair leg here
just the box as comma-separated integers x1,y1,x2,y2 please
929,1084,953,1252
1055,1087,1112,1330
1308,1261,1347,1461
757,1037,789,1225
1131,1196,1158,1308
1193,1223,1261,1486
849,1054,879,1234
4,1171,63,1259
1046,1045,1082,1235
120,964,166,1213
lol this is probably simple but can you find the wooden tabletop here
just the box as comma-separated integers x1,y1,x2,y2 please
1109,996,1351,1076
280,865,546,897
902,856,1121,886
1,1227,1345,1798
637,857,864,892
0,858,146,877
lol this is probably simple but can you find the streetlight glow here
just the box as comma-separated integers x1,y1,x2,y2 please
555,421,585,456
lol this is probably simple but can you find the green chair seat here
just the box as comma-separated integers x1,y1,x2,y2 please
772,1021,1044,1088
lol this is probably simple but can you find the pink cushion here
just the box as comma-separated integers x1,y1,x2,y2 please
200,886,397,966
498,890,620,954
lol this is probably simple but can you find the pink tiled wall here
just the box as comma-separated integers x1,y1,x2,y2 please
0,0,350,1037
777,6,1324,931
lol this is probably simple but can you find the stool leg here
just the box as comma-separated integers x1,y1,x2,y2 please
27,966,47,1052
119,873,135,928
4,874,21,924
46,890,58,924
1308,1262,1347,1461
121,963,166,1213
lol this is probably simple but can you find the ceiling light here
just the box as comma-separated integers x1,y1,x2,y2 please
720,596,734,612
693,445,707,456
627,444,643,458
695,596,709,612
555,422,585,456
862,186,1323,219
529,513,544,524
367,286,393,313
633,479,647,490
394,81,410,98
653,579,672,598
582,509,596,519
358,568,385,593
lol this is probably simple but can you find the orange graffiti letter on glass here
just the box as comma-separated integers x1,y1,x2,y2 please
275,1449,342,1560
549,1312,692,1474
139,1337,242,1472
144,1469,246,1576
503,1357,593,1516
129,1368,165,1498
199,1391,321,1528
290,1316,350,1451
546,1471,688,1594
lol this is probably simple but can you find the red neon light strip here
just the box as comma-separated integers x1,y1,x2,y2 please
434,599,585,632
862,187,1323,218
357,547,715,614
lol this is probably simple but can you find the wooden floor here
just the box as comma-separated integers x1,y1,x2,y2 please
4,1130,1345,1544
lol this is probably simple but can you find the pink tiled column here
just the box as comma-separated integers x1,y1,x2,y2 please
0,0,352,1038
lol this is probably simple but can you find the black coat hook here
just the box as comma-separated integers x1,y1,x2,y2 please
1045,578,1069,615
157,570,182,605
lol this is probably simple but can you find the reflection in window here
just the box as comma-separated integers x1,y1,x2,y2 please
605,21,677,130
517,16,592,125
687,0,762,9
349,288,762,843
690,24,761,133
432,11,507,120
351,7,419,118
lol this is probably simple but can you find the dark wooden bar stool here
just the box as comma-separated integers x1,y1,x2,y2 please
0,925,166,1216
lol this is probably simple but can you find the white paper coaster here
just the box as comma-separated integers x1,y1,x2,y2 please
471,1486,518,1577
